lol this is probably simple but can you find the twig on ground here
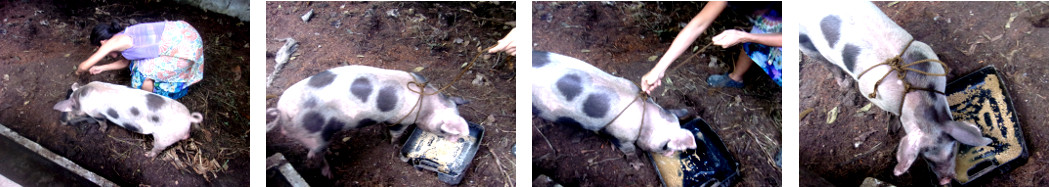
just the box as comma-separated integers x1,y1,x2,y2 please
487,149,514,187
533,124,556,154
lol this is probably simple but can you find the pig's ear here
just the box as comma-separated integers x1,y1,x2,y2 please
945,121,992,146
894,132,924,176
441,117,470,136
53,100,75,112
439,122,461,135
449,96,469,105
670,129,698,150
667,108,689,119
409,72,428,83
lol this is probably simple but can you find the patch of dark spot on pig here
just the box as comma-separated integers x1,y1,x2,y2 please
533,51,550,68
657,108,676,121
799,34,817,53
130,107,140,116
532,106,541,115
106,108,120,119
388,123,407,132
904,51,933,73
350,77,372,101
438,94,456,108
302,111,327,132
321,118,344,140
902,51,939,89
77,86,92,100
302,97,318,109
146,94,166,111
150,115,160,123
554,117,582,126
123,123,140,133
556,74,583,101
583,93,611,118
842,44,860,72
377,86,398,112
308,70,336,88
820,15,841,46
358,118,379,128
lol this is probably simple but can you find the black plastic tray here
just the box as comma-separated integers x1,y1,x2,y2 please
942,66,1028,186
399,122,484,185
649,118,740,187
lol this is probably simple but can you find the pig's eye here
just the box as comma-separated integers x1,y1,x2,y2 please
662,143,670,151
440,129,449,135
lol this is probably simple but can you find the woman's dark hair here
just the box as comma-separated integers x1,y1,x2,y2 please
90,21,124,46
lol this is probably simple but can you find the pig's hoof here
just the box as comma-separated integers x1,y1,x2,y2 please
145,152,157,158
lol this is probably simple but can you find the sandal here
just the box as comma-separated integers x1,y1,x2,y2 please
707,74,744,88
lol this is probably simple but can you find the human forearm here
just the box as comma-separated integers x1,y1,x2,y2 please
88,58,129,74
743,33,781,47
653,1,727,72
78,52,108,73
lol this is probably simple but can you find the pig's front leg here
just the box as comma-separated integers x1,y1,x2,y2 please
96,117,109,133
388,123,408,144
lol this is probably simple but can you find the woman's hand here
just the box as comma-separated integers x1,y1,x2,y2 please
89,66,107,74
641,69,665,95
712,29,750,48
488,28,518,56
85,58,130,75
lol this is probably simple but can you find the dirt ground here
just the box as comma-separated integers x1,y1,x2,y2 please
801,2,1049,186
264,2,516,186
532,2,782,186
0,0,249,186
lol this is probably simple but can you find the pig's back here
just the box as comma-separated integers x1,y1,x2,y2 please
532,51,640,131
277,65,415,126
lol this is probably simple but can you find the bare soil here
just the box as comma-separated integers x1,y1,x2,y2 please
264,2,517,186
801,2,1049,186
0,0,249,186
532,2,781,186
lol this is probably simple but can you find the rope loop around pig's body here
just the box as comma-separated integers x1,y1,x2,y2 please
391,45,497,126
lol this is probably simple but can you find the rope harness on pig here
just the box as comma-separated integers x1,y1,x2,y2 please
392,45,498,127
856,38,949,112
602,83,649,142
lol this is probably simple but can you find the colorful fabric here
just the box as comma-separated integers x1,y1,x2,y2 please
743,9,782,86
118,22,166,60
131,70,190,99
129,20,204,99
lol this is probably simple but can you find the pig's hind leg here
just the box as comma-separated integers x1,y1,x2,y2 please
145,127,190,158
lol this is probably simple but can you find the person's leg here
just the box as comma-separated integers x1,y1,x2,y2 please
729,48,753,83
143,78,154,92
707,48,751,88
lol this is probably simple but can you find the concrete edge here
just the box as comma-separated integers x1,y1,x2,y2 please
0,123,118,187
267,153,310,187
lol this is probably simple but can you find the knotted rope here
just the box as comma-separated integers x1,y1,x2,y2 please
855,38,950,111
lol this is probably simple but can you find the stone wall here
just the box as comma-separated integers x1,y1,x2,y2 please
173,0,249,22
